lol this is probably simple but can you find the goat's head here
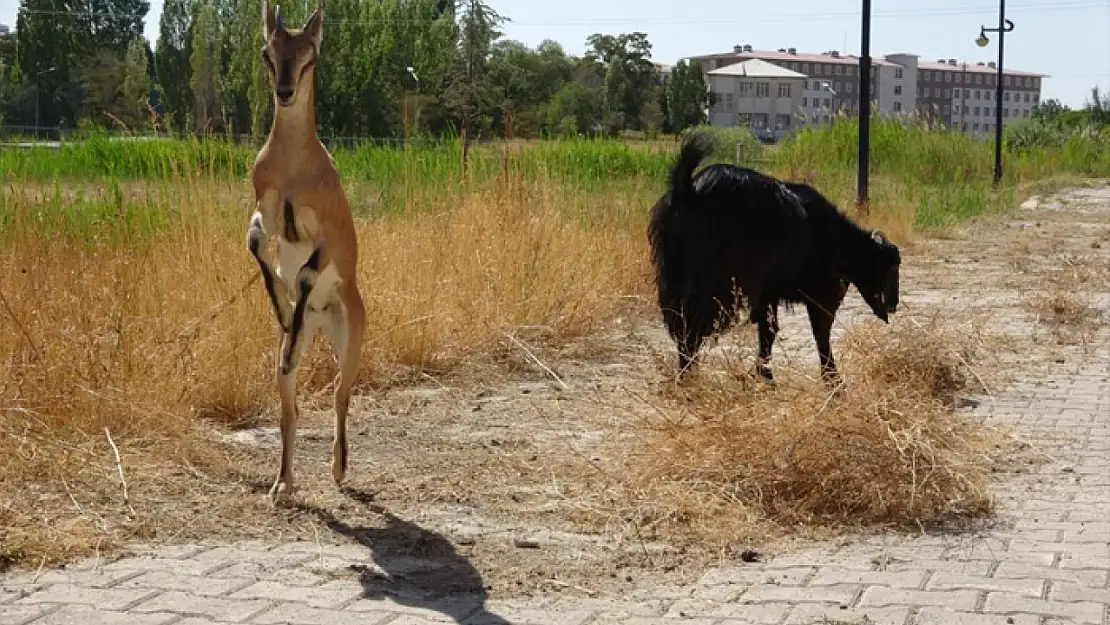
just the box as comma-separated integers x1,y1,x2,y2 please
261,0,323,109
857,229,901,323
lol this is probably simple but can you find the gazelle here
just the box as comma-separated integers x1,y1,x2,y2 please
248,0,365,503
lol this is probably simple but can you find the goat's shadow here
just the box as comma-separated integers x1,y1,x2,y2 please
294,486,513,625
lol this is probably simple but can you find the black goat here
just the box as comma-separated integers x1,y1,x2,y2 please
647,134,902,383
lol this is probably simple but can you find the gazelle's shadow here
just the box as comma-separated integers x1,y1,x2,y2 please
297,487,512,624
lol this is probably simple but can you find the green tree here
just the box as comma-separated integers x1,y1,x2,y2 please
585,32,657,133
189,1,221,133
154,0,192,131
122,36,152,129
443,0,507,139
664,59,708,133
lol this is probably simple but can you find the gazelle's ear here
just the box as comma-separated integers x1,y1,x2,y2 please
303,5,323,48
262,0,277,39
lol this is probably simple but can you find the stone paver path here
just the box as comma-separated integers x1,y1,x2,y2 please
3,184,1109,624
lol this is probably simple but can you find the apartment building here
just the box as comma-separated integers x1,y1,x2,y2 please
705,58,806,140
686,45,1046,134
917,58,1043,133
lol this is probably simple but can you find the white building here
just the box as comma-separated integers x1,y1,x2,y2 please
706,58,806,141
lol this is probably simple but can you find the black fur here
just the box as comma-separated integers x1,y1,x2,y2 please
248,219,289,332
648,134,902,383
283,199,299,242
280,247,323,376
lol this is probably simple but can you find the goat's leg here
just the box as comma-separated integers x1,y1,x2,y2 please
755,301,779,381
805,300,841,386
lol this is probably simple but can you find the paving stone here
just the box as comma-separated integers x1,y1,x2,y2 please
228,579,363,609
783,604,911,625
981,592,1104,624
251,602,395,625
117,570,255,597
0,603,57,625
857,587,980,611
809,567,926,590
925,571,1045,597
17,606,178,625
462,605,594,625
663,600,790,621
992,562,1109,587
16,585,158,611
1048,580,1110,604
913,608,1042,625
129,591,273,622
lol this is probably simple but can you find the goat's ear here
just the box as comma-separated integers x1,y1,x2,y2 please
303,5,323,47
870,229,890,246
262,0,277,39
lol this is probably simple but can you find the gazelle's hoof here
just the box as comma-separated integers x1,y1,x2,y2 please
269,478,295,506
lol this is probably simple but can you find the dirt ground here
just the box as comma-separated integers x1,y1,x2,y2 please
15,180,1109,603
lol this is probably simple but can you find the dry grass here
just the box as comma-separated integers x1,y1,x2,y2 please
0,172,649,568
1026,255,1106,348
608,313,1004,549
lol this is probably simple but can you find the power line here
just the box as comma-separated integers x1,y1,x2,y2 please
8,0,1105,25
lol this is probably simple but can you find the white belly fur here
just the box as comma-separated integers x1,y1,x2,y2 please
276,239,343,309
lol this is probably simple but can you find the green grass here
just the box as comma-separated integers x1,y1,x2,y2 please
1,115,1107,232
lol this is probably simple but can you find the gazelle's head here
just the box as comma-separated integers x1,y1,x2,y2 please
261,0,323,108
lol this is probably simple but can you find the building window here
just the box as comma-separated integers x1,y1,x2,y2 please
955,73,963,84
752,113,768,128
943,104,950,114
895,68,903,79
738,113,752,127
755,82,770,97
1004,91,1010,101
893,101,902,112
775,114,791,130
1003,108,1009,117
945,72,952,82
1024,93,1031,103
963,105,969,114
1004,76,1011,86
1023,109,1029,117
778,82,791,98
738,81,752,96
974,106,980,116
802,63,809,73
923,70,931,81
847,66,855,76
973,122,980,131
984,107,990,116
835,65,843,75
802,97,808,107
964,89,970,99
944,88,951,98
975,74,982,84
975,90,981,100
823,98,830,108
894,85,902,95
845,82,853,93
726,93,734,110
1033,94,1039,104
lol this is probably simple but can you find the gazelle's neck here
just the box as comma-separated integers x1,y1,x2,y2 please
269,86,318,148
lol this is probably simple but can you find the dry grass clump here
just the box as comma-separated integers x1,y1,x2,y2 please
1027,259,1105,348
0,172,648,568
617,315,1001,547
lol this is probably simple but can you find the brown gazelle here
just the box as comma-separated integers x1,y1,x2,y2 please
248,0,365,504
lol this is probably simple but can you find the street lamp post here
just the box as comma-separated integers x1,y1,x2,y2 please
34,66,56,140
976,0,1015,185
857,0,872,210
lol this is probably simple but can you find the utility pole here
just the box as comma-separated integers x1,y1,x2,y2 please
976,0,1015,185
857,0,872,209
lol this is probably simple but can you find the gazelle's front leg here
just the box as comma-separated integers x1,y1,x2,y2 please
247,189,294,332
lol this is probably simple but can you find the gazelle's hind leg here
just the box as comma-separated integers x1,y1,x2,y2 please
322,284,365,486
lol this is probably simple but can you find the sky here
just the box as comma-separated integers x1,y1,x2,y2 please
1,0,1107,109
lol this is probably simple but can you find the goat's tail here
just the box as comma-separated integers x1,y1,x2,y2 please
667,131,715,207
